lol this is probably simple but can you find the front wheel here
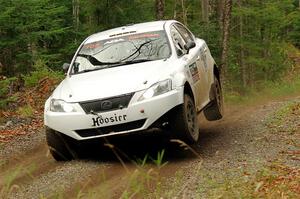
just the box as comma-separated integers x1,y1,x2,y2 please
46,128,78,161
169,94,199,144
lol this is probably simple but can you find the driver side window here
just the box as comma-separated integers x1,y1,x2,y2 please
170,26,187,56
174,24,194,43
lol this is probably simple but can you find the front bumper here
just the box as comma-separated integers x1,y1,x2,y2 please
44,87,184,140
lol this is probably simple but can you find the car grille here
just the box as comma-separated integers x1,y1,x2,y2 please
79,93,134,113
75,119,146,137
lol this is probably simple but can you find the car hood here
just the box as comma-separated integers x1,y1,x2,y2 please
53,60,173,102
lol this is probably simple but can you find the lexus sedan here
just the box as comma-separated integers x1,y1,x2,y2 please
44,20,223,161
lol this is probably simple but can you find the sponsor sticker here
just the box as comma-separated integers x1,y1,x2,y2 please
104,38,125,45
83,42,101,49
92,114,127,127
189,62,200,82
128,33,160,40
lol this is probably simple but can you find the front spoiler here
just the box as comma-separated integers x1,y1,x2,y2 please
44,87,184,140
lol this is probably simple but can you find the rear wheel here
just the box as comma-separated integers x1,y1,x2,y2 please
46,128,77,161
204,76,224,121
170,94,199,143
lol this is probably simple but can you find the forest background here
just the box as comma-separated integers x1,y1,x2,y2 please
1,0,300,110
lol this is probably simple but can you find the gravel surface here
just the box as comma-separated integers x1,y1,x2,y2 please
1,97,299,199
0,130,45,161
161,99,300,198
8,161,101,199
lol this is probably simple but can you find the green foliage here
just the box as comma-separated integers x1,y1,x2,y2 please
0,77,17,109
17,104,34,118
228,0,298,90
0,0,299,96
80,0,155,33
191,21,222,63
120,168,162,199
23,59,64,88
151,149,167,168
0,0,73,75
0,166,21,198
225,75,300,105
134,154,149,167
0,78,13,98
0,96,17,110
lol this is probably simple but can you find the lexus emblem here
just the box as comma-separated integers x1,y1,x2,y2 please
101,100,112,110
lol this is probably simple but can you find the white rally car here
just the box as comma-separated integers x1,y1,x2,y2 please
44,20,223,161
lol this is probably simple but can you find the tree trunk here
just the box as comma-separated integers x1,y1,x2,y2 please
173,0,177,19
217,0,225,30
72,0,80,31
172,0,186,25
220,0,232,85
201,0,209,23
156,0,165,20
105,0,109,26
181,0,187,25
237,0,246,88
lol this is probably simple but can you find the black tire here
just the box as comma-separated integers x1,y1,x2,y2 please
45,128,77,161
204,76,224,121
170,94,199,143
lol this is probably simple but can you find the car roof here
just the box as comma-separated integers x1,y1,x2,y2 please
85,20,177,44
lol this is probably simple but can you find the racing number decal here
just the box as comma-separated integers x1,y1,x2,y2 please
189,63,200,83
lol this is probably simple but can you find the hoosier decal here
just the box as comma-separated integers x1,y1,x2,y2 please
92,114,127,127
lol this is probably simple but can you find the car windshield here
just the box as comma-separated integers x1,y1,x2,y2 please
71,30,171,74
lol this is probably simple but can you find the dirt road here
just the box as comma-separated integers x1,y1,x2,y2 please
0,96,299,198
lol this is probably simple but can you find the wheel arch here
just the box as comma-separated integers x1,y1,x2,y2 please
213,64,220,83
183,82,195,102
207,64,221,101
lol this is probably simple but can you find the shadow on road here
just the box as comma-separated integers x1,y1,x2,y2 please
76,124,227,164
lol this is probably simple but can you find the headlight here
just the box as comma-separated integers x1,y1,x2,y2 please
50,99,76,112
139,79,172,101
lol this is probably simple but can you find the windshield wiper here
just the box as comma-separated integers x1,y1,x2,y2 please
76,62,130,74
123,59,152,64
77,54,120,66
76,67,105,74
76,58,154,74
100,59,153,68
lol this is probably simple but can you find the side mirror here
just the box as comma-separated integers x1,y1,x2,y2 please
62,63,70,73
184,41,196,54
176,49,184,57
